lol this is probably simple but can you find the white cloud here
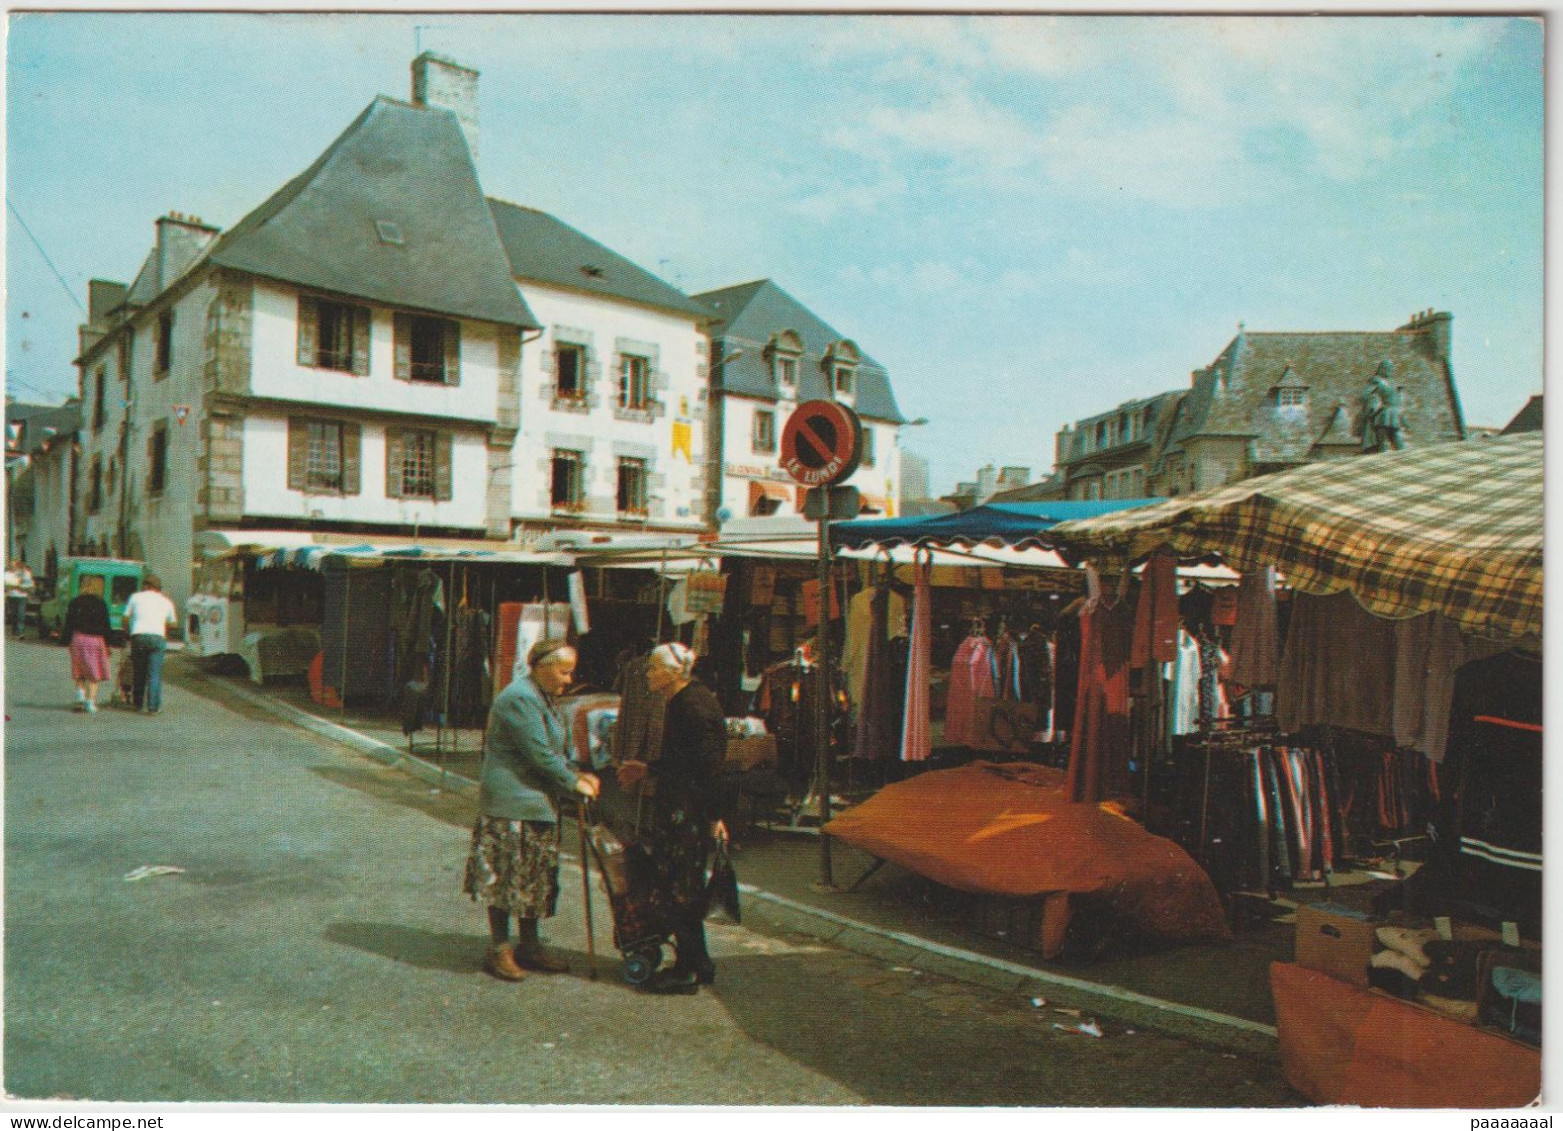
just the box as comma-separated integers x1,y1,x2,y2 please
804,15,1514,209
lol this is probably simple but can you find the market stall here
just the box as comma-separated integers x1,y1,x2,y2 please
1046,433,1543,1104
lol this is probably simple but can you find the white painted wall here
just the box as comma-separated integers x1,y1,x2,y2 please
248,280,500,424
715,395,903,521
241,413,490,530
511,283,708,529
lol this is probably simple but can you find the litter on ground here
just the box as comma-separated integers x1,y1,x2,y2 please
123,865,186,882
1053,1020,1104,1038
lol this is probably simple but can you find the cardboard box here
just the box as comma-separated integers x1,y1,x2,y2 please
725,735,778,772
1295,902,1380,987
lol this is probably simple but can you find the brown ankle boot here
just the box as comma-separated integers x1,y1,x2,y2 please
513,942,570,974
485,944,526,981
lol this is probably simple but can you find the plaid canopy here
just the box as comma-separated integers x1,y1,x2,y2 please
1047,434,1542,642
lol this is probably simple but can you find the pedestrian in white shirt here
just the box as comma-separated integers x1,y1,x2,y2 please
6,559,34,638
124,573,178,714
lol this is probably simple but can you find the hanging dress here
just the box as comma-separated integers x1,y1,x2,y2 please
899,557,933,762
1065,577,1134,804
944,632,996,747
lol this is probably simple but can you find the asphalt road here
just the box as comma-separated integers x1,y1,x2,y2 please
4,638,1300,1107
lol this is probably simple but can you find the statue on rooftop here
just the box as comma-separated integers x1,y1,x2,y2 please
1361,361,1406,452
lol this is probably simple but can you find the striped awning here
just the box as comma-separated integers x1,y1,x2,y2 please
1046,434,1542,642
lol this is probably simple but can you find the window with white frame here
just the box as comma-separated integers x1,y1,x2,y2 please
1277,387,1308,412
775,356,797,389
617,457,648,515
619,354,651,410
860,425,875,467
753,410,776,453
552,449,585,509
833,364,855,396
555,343,585,399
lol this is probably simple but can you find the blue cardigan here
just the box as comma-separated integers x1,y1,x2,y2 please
477,673,580,823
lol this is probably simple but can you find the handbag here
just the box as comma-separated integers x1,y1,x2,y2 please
704,833,742,924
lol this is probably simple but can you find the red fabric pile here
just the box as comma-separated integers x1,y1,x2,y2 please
824,761,1230,944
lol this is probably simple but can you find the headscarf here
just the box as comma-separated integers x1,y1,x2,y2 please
649,641,696,679
527,637,575,669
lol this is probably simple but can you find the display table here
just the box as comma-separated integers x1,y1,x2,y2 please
1270,962,1539,1108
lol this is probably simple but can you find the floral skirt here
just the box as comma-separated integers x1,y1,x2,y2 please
636,808,713,925
68,634,112,682
461,816,560,918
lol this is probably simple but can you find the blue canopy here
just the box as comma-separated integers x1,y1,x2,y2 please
830,500,1163,551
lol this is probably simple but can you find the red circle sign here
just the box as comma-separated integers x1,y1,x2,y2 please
780,400,863,487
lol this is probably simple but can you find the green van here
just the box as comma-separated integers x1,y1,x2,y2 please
38,558,145,643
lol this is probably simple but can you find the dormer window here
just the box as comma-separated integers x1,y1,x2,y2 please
825,339,860,399
766,330,804,394
1274,367,1309,414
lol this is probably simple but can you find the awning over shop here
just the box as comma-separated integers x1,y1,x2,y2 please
196,529,570,570
1047,434,1542,641
748,480,793,515
830,499,1162,551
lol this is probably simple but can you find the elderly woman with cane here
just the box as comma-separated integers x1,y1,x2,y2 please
463,638,600,982
616,642,728,993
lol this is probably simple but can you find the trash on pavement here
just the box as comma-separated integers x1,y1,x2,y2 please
1029,997,1047,1009
123,865,186,882
1052,1006,1081,1017
1052,1019,1104,1038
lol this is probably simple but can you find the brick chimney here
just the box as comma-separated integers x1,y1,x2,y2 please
1401,309,1453,364
412,52,479,164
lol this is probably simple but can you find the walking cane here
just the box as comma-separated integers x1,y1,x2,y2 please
577,798,597,980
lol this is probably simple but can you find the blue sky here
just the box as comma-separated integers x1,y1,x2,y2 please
6,12,1543,494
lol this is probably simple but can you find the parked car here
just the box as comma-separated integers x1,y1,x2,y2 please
37,557,145,643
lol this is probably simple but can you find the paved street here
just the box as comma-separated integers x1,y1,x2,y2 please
4,638,1299,1106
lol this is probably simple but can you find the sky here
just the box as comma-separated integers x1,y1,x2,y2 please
5,10,1544,496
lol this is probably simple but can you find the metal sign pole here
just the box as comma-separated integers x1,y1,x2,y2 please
814,511,837,891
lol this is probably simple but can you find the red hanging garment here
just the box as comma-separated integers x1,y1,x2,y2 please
1065,595,1134,803
1129,548,1179,669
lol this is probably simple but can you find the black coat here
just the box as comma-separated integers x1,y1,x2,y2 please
651,679,727,821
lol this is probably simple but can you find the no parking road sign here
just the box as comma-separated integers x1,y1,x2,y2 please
780,399,862,488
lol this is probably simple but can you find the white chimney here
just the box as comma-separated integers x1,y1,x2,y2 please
411,52,480,164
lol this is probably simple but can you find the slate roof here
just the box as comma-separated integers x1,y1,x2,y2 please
486,199,707,319
207,97,536,329
1156,325,1463,472
694,279,904,424
1502,394,1542,434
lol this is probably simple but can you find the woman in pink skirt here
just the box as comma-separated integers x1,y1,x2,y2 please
62,585,112,712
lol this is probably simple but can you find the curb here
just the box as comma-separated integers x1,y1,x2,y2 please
188,668,1279,1059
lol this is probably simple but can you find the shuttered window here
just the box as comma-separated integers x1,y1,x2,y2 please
287,418,362,496
297,296,371,375
393,314,461,385
384,427,451,501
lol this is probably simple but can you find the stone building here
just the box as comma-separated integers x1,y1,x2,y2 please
1043,311,1466,503
695,279,906,523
